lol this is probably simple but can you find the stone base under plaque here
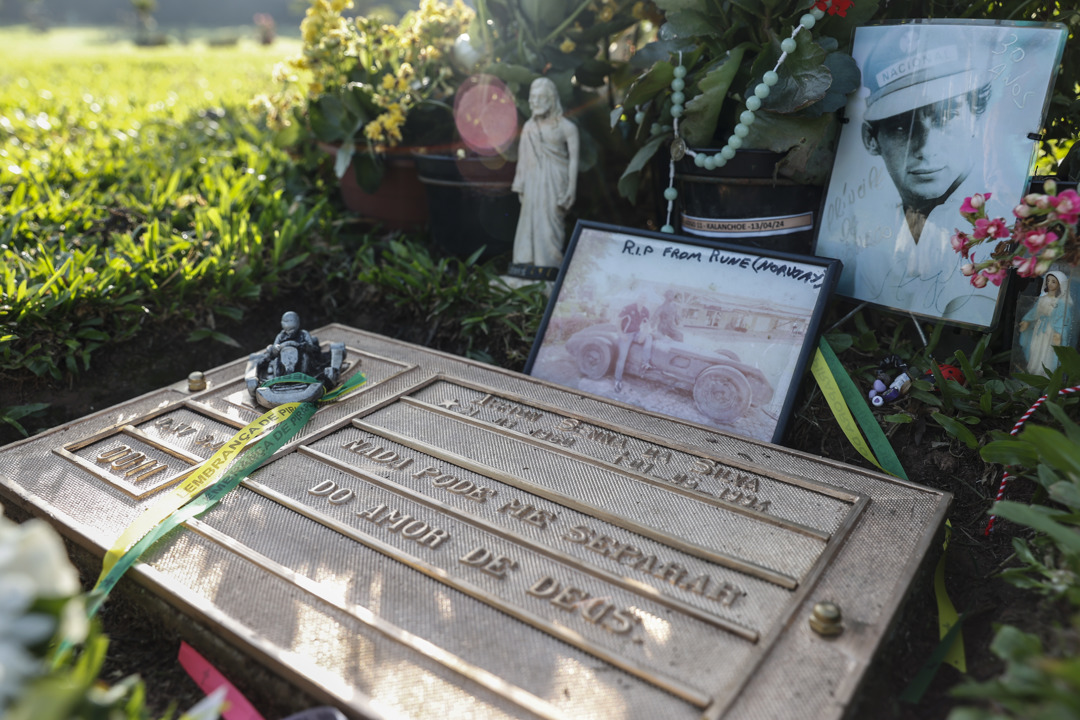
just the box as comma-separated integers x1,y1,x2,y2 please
0,325,949,719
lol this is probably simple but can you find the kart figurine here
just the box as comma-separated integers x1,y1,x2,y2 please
245,311,346,409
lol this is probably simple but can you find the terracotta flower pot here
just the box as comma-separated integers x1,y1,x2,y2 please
319,143,430,231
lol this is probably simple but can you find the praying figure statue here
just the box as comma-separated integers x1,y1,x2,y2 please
509,77,580,281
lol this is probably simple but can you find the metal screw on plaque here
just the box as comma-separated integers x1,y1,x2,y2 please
187,371,207,392
809,601,843,637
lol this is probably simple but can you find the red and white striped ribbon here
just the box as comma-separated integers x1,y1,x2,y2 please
985,384,1080,535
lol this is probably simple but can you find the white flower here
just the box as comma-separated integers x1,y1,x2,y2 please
180,685,228,720
2,518,80,598
0,507,85,709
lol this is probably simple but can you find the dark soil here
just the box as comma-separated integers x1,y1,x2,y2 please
0,288,1055,720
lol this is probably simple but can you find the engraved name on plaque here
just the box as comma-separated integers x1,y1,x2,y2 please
0,325,949,719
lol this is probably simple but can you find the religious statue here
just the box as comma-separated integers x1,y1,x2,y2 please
507,77,580,282
1018,270,1073,376
244,311,347,408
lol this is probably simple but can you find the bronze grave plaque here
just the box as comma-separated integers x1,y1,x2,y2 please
0,325,949,719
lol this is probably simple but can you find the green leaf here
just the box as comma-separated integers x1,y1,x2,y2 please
759,38,831,114
884,413,913,424
617,132,668,201
743,112,836,184
187,329,240,348
681,46,747,147
519,0,564,31
931,411,978,449
1048,481,1080,511
308,96,348,143
486,63,538,87
981,439,1039,468
333,142,355,180
1054,345,1080,379
352,152,385,195
662,9,723,39
992,501,1080,554
1020,425,1080,478
624,61,676,111
1044,401,1080,447
909,388,943,407
989,624,1043,663
1012,537,1037,565
653,0,709,12
1,402,49,420
824,332,852,353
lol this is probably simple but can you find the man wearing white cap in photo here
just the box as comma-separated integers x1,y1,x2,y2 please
816,22,1066,327
849,25,1003,321
861,29,992,244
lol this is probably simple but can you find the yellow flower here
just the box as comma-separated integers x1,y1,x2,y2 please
330,0,353,11
301,17,319,44
363,116,384,141
381,74,396,90
559,38,577,53
598,5,615,21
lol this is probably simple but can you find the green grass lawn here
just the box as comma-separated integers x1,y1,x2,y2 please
0,24,543,387
0,26,329,379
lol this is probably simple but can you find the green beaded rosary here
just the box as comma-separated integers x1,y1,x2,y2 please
649,3,830,233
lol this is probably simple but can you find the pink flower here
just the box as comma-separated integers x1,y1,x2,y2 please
980,262,1008,287
950,230,971,255
1039,244,1061,263
1012,255,1039,277
971,274,988,288
1022,229,1058,254
1050,189,1080,224
960,193,990,215
973,217,1008,240
1014,203,1032,219
960,263,975,276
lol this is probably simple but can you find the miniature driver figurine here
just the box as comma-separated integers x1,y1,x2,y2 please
270,311,319,375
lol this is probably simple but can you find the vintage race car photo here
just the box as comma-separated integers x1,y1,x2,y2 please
564,323,774,423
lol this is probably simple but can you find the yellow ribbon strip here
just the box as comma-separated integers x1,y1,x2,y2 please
810,348,884,472
812,344,964,674
99,402,302,577
935,520,966,672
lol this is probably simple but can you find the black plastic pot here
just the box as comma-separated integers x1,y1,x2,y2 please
413,153,520,261
674,149,822,255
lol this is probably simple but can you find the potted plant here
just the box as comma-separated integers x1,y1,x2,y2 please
410,0,645,257
251,0,475,229
617,0,879,249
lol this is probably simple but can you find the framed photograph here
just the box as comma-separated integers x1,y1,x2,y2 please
815,20,1068,328
1012,263,1080,377
525,221,841,444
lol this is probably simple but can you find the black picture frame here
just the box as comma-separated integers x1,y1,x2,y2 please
525,221,842,444
814,19,1067,329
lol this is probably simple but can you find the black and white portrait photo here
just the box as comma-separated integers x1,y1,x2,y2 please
816,21,1067,328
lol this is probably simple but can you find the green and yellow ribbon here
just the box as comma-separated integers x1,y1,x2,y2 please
812,337,965,683
81,370,368,625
